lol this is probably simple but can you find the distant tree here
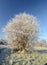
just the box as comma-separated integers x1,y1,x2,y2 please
3,13,40,52
39,39,47,47
0,39,8,45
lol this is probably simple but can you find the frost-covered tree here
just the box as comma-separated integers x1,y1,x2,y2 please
38,39,47,47
3,13,40,52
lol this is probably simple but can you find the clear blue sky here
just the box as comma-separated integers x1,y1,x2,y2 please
0,0,47,40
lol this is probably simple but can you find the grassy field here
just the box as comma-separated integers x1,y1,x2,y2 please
34,46,47,50
1,51,47,65
0,46,47,65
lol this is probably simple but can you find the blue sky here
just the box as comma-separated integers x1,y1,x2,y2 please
0,0,47,40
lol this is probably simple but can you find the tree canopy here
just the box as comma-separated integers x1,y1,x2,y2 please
3,13,40,52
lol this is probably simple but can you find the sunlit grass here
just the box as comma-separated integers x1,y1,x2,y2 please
5,51,47,65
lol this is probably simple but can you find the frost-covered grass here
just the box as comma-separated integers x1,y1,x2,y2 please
1,50,47,65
